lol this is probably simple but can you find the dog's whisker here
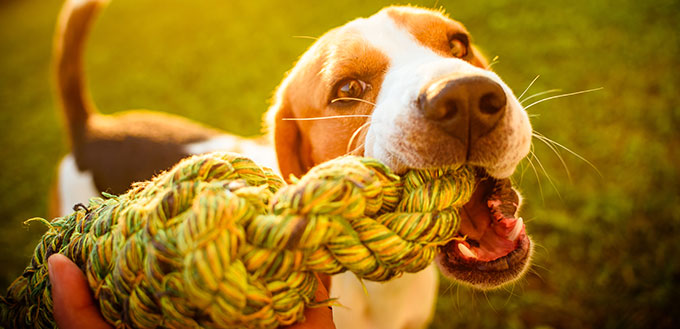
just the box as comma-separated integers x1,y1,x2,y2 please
347,142,366,156
517,75,540,101
441,280,455,299
454,283,462,311
509,174,518,189
516,160,529,186
520,88,562,105
282,114,372,121
525,148,545,202
502,280,521,306
292,35,319,41
532,133,570,177
530,149,563,200
346,121,371,154
532,131,602,178
346,121,371,153
331,97,377,106
527,266,546,284
431,0,442,12
532,131,573,182
487,55,500,68
529,256,552,273
523,87,604,111
482,290,497,312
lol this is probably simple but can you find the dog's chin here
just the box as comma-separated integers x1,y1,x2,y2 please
375,153,532,289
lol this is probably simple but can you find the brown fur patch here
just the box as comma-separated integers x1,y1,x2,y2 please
272,28,389,179
74,112,220,194
384,6,489,69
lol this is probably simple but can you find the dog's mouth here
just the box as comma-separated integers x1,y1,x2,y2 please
436,168,532,288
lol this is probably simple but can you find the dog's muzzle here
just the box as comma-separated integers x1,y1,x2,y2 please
417,75,507,156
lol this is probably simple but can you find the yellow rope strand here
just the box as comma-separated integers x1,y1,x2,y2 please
0,152,474,328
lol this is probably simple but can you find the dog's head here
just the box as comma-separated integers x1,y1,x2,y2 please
267,6,532,289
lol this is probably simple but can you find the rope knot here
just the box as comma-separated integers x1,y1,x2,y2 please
1,152,475,329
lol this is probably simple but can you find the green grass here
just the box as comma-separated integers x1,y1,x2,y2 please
1,0,678,327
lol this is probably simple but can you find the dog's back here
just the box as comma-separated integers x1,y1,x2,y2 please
51,0,273,216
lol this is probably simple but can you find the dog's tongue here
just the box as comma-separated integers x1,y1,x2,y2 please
449,176,524,262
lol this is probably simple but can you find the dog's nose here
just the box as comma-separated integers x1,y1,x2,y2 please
419,76,507,144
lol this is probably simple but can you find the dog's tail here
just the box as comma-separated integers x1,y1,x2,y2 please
53,0,108,147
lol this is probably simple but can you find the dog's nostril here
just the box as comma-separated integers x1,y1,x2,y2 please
421,76,507,145
479,92,506,115
442,100,459,120
416,94,423,108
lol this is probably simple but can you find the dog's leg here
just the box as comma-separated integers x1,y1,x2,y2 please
55,154,98,217
331,265,438,329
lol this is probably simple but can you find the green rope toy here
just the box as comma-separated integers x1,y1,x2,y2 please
1,152,474,328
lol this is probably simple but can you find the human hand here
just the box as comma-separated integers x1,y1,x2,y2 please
47,254,112,329
48,254,334,329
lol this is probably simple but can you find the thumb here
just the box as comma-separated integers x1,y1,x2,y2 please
48,254,112,329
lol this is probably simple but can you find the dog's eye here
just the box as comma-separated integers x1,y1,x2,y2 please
335,79,368,101
449,34,469,58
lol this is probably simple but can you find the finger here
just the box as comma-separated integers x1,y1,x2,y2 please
48,254,113,329
283,273,335,329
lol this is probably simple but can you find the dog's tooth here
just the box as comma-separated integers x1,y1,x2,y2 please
457,243,477,259
508,217,524,241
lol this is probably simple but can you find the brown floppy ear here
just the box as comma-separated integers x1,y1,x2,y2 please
469,45,490,69
266,90,306,182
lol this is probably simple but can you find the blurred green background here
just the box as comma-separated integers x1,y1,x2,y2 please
1,0,678,327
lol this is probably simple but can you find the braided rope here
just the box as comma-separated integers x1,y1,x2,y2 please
1,152,474,328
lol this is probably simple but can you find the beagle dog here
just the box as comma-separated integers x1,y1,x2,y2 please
266,6,533,329
53,1,533,329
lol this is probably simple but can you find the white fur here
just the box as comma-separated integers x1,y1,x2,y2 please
57,154,99,216
184,135,278,172
184,135,239,154
332,265,438,329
